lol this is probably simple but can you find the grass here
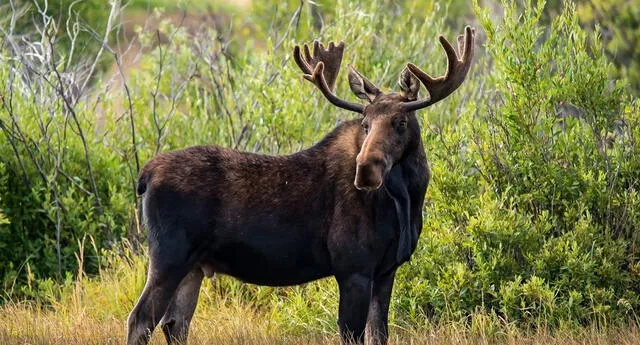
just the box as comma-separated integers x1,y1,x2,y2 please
1,302,640,345
2,245,640,345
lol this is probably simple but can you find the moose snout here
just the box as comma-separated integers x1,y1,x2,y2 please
354,154,387,191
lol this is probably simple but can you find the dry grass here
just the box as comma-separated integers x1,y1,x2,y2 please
1,303,639,345
2,246,637,345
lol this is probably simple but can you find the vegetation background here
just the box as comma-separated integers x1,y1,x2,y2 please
1,0,640,343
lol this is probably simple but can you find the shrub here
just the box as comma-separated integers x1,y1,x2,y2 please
546,0,640,94
393,0,639,329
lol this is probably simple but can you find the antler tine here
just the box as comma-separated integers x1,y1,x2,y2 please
293,41,364,114
457,33,466,58
403,26,475,112
439,35,459,78
293,45,313,75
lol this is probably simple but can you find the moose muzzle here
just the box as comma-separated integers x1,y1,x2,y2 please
354,153,388,191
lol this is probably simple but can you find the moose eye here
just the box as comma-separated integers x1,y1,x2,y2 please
396,119,408,132
361,122,370,134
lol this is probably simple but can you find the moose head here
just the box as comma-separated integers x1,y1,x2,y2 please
294,26,475,191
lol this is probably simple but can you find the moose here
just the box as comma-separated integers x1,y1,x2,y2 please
127,26,475,345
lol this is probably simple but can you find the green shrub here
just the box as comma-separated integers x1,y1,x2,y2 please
545,0,640,94
392,0,639,329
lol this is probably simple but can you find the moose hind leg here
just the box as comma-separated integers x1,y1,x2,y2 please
160,268,205,344
127,259,190,345
337,273,372,344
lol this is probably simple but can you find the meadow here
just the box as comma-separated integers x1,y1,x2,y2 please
1,0,640,343
2,245,640,344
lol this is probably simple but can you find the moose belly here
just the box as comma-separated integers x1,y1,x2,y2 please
205,226,332,286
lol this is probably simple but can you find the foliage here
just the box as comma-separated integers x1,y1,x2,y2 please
3,0,117,68
1,0,640,334
391,0,640,330
545,0,640,94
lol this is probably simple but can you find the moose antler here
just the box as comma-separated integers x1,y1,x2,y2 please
294,41,364,113
403,26,475,112
294,41,344,91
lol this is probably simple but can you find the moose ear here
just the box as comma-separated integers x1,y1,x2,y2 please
348,65,380,103
398,67,420,101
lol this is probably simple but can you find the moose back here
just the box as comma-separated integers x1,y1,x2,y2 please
127,26,475,345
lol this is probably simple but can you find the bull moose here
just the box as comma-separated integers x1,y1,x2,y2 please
127,26,475,345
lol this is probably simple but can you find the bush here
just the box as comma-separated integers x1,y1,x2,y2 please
394,0,639,329
546,0,640,94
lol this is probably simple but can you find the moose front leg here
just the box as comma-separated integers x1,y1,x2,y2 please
337,273,372,344
366,269,397,345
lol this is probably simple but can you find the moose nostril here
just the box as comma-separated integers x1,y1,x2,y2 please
370,157,386,167
358,154,386,168
355,160,385,191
